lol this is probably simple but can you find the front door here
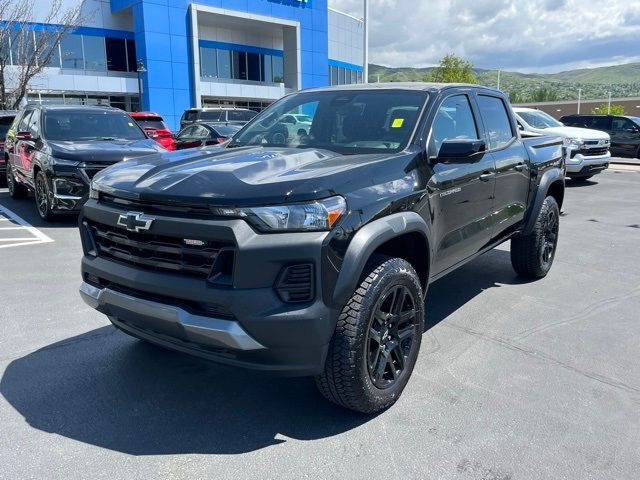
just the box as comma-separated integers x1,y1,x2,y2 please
428,93,496,275
610,117,640,157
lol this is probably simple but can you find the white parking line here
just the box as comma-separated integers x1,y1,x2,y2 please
0,204,54,249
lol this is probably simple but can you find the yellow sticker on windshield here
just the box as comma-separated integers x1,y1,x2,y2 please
391,118,404,128
128,122,134,127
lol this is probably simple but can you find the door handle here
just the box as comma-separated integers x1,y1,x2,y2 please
479,172,496,182
515,163,525,171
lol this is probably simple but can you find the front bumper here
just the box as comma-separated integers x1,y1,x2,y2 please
79,200,339,375
565,152,610,176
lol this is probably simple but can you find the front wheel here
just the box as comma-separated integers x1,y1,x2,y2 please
511,196,560,278
315,255,424,413
34,171,54,221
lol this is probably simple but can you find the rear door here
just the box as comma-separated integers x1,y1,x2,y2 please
476,94,530,240
428,93,497,275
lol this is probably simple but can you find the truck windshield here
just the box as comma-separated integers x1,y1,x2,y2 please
229,90,428,154
43,110,147,141
518,110,563,129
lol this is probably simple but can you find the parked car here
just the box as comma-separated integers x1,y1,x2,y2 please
514,108,610,181
179,107,257,130
174,122,241,150
560,114,640,158
5,105,164,220
280,113,313,137
80,84,564,413
0,110,18,179
129,111,176,151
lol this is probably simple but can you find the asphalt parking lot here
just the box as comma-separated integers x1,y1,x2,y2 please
0,166,639,480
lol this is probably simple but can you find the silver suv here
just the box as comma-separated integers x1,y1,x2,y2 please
180,107,257,130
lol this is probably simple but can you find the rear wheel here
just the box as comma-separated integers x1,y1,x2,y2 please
6,162,28,199
34,171,54,221
511,196,559,278
316,255,424,413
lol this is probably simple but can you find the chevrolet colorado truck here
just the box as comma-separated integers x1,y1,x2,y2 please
79,84,565,413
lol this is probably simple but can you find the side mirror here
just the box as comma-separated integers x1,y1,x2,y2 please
16,131,32,140
517,123,524,131
435,139,486,163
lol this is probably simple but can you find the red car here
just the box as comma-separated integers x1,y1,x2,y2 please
129,112,175,151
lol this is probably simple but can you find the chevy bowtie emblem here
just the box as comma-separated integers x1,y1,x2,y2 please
117,212,154,232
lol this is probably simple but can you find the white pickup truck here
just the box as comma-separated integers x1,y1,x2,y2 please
513,107,610,181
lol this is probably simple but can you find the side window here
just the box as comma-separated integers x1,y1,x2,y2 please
611,117,635,132
193,126,209,138
590,116,610,130
27,110,40,137
177,126,195,139
430,95,478,155
17,110,33,133
477,95,515,150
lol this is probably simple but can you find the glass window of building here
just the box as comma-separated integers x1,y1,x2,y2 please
217,49,231,78
261,54,272,82
83,35,106,71
247,52,260,81
106,37,127,71
232,51,247,80
200,47,217,78
351,70,357,84
357,71,363,83
10,30,35,65
331,66,338,86
338,67,345,85
35,31,61,68
126,39,136,72
272,55,284,83
60,34,83,69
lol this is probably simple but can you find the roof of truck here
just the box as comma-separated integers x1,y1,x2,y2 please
304,82,503,94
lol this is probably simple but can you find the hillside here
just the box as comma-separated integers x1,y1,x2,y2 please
368,63,640,102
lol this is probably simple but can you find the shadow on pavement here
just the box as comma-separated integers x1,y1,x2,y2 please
565,178,598,188
1,247,527,455
0,191,78,228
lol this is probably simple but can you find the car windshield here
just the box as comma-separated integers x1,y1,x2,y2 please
229,89,428,154
207,124,242,137
627,116,640,126
43,110,147,141
518,110,563,129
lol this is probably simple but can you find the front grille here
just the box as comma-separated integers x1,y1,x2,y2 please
87,220,231,278
100,194,213,217
276,264,314,303
572,146,609,158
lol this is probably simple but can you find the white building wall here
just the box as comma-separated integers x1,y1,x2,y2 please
328,8,364,67
30,0,133,32
198,25,284,50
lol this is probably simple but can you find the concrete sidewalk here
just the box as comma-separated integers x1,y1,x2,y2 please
610,156,640,166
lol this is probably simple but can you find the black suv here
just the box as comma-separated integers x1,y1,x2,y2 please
179,107,257,130
560,114,640,158
80,84,565,413
5,105,164,220
0,110,18,179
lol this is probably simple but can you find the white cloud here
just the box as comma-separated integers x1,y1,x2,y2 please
328,0,640,72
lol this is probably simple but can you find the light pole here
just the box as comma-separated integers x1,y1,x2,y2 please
607,91,612,114
136,59,146,112
577,88,582,114
496,68,501,90
363,0,369,83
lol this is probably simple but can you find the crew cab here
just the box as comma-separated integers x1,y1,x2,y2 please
79,84,565,413
5,105,165,220
514,107,610,181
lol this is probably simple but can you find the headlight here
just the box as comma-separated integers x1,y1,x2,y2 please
89,182,99,200
49,157,80,167
214,196,347,232
563,137,584,148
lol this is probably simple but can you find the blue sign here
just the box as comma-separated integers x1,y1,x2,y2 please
267,0,311,8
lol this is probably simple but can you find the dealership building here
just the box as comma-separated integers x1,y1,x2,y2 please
11,0,365,129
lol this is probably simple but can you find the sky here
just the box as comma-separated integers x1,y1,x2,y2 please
328,0,640,73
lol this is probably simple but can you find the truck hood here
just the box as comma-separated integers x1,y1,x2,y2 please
92,145,406,206
538,126,610,141
49,139,164,163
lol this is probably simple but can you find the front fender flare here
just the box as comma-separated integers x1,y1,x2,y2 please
524,167,564,235
331,212,431,308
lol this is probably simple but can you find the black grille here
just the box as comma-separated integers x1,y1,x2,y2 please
572,147,609,158
100,194,213,217
276,264,314,303
87,220,231,278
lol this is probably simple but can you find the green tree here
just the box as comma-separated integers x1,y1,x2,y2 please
592,104,625,115
428,53,477,84
508,90,527,104
530,87,559,102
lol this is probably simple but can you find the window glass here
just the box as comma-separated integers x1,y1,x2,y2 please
43,111,146,141
430,95,478,155
351,70,357,85
60,34,83,69
217,49,231,78
357,71,363,83
35,31,60,68
135,118,165,130
210,124,241,137
27,109,40,137
261,54,272,82
126,39,136,72
83,35,106,70
177,126,195,138
192,125,210,138
200,47,217,78
611,117,635,132
10,30,34,65
518,110,562,129
228,110,256,122
232,51,247,80
589,116,611,130
0,115,15,137
272,55,284,83
331,66,338,86
232,90,428,154
338,67,345,85
17,110,33,133
247,52,260,81
477,95,514,149
200,111,224,121
106,37,127,71
183,111,198,122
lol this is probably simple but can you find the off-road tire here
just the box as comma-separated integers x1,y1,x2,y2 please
315,255,424,413
511,196,560,278
6,162,28,199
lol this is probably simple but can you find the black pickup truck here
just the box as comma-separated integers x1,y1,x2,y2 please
79,84,564,413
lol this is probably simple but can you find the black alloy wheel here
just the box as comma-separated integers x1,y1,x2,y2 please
367,284,419,389
540,206,559,268
34,171,53,221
